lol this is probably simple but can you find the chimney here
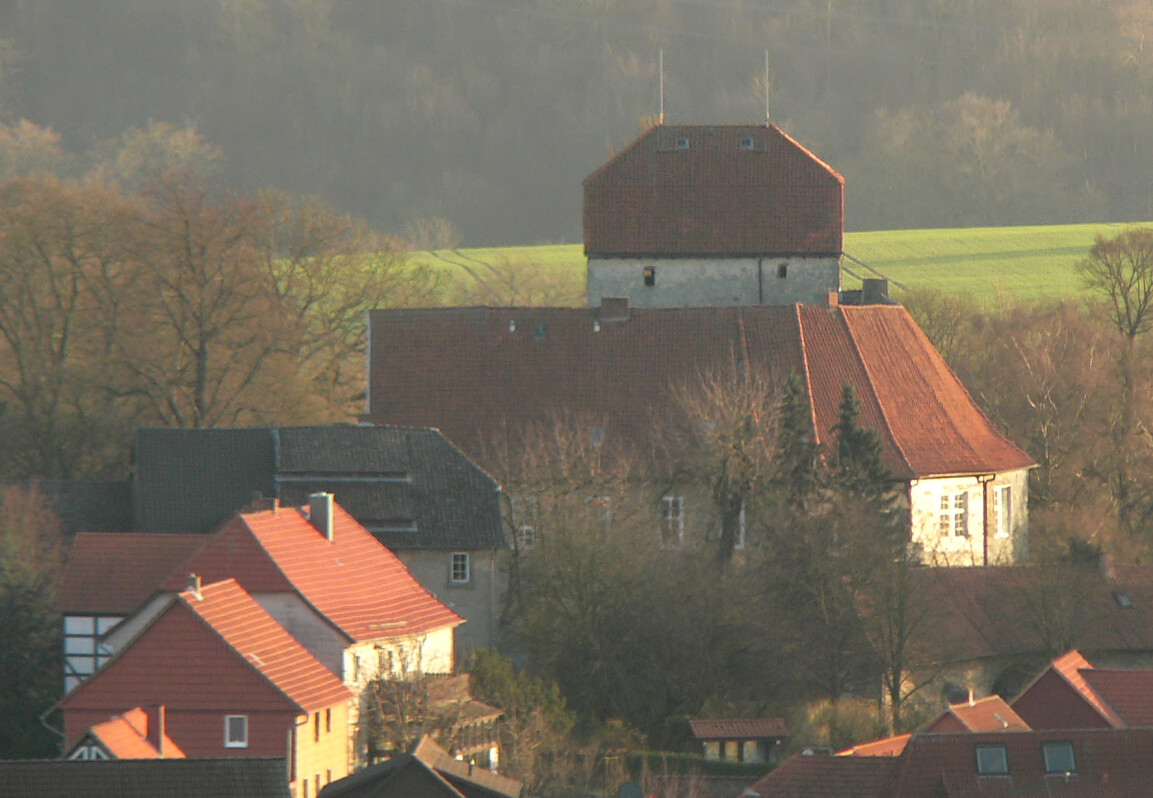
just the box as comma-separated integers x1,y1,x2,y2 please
146,705,166,757
861,278,890,305
599,297,629,322
309,492,334,541
826,291,839,308
968,688,974,707
186,573,202,601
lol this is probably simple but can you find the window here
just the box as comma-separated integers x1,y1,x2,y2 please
975,743,1008,774
514,495,538,550
1043,741,1076,774
660,495,685,548
735,501,747,551
993,485,1012,538
314,711,320,742
326,709,332,734
224,715,248,748
451,552,470,584
643,266,656,287
674,137,689,149
777,263,788,279
378,647,393,676
740,137,755,150
68,745,108,760
939,492,969,537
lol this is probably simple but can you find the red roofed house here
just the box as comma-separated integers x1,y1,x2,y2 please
1011,649,1153,731
689,718,787,764
57,532,205,692
103,495,463,765
583,124,844,309
367,303,1034,565
922,693,1029,733
64,706,185,761
52,578,352,798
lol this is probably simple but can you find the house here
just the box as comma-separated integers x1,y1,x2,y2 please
689,718,787,764
56,532,205,691
132,425,506,651
51,578,352,798
583,124,844,309
64,706,185,760
318,735,521,798
366,302,1034,565
0,758,291,798
1011,649,1153,730
749,728,1153,798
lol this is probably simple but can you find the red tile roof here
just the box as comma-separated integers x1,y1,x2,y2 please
81,707,185,759
836,733,911,757
689,718,788,740
1080,668,1153,727
163,503,462,642
367,305,1034,480
58,533,206,614
56,578,351,717
744,752,896,798
583,124,843,257
925,695,1030,733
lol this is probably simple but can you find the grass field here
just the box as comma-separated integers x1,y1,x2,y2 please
411,221,1153,309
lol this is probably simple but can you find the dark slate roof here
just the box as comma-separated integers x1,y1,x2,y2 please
3,480,133,539
583,124,844,257
0,758,290,798
133,426,504,550
134,427,274,534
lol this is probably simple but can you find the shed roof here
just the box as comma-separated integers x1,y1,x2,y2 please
583,124,843,257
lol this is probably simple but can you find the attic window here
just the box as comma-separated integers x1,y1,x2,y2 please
975,744,1008,775
534,322,549,341
643,266,656,287
674,137,689,150
777,263,788,279
1042,741,1076,774
740,137,755,150
1113,588,1133,608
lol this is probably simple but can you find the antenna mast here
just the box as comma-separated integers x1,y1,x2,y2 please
659,49,665,124
764,49,770,124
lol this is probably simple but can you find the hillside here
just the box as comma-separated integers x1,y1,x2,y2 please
415,222,1153,309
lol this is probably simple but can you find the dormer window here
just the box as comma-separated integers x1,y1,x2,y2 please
975,743,1008,775
740,137,755,150
1042,741,1076,774
674,137,689,150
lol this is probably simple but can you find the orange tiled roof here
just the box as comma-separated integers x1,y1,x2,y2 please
164,503,462,642
1080,667,1153,727
178,579,352,712
929,695,1030,732
689,718,788,740
58,533,206,615
583,124,843,257
836,734,911,757
367,305,1035,480
84,708,185,759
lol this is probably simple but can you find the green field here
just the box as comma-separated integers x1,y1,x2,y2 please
412,222,1153,309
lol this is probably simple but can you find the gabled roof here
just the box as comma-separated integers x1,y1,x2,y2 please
583,124,844,257
55,579,351,716
1012,649,1153,729
689,718,788,741
836,734,911,757
134,426,504,550
57,532,206,615
69,707,185,759
0,758,290,798
319,736,522,798
162,503,462,642
743,752,896,798
924,695,1030,733
367,305,1034,480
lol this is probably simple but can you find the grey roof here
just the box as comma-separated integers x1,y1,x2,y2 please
4,480,133,539
133,426,505,550
0,758,290,798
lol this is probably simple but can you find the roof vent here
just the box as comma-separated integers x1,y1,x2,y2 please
599,297,630,322
186,573,202,601
309,492,335,541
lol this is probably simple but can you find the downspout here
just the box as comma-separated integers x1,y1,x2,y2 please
977,474,995,566
758,258,764,304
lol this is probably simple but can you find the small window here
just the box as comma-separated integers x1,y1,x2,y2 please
643,266,656,287
451,552,470,584
674,137,689,149
378,647,393,676
939,492,969,537
314,711,320,742
515,496,538,551
740,137,755,150
1043,741,1076,774
303,781,309,798
326,708,332,733
225,715,248,748
534,322,548,341
660,495,685,549
975,743,1008,774
993,485,1012,538
777,263,788,279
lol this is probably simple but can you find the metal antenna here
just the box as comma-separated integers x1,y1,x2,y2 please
764,49,771,124
659,49,665,124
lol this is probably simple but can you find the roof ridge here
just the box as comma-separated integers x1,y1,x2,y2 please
835,306,915,477
769,124,846,185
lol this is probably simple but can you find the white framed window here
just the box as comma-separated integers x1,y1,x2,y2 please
938,492,968,537
993,485,1012,538
674,137,689,149
224,715,248,748
660,495,685,548
514,495,538,550
451,552,470,584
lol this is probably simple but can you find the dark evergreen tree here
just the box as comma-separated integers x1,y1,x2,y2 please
832,383,892,502
774,372,821,509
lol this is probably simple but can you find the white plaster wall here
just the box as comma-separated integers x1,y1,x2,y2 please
394,549,502,655
909,469,1030,566
586,256,840,308
254,592,348,676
